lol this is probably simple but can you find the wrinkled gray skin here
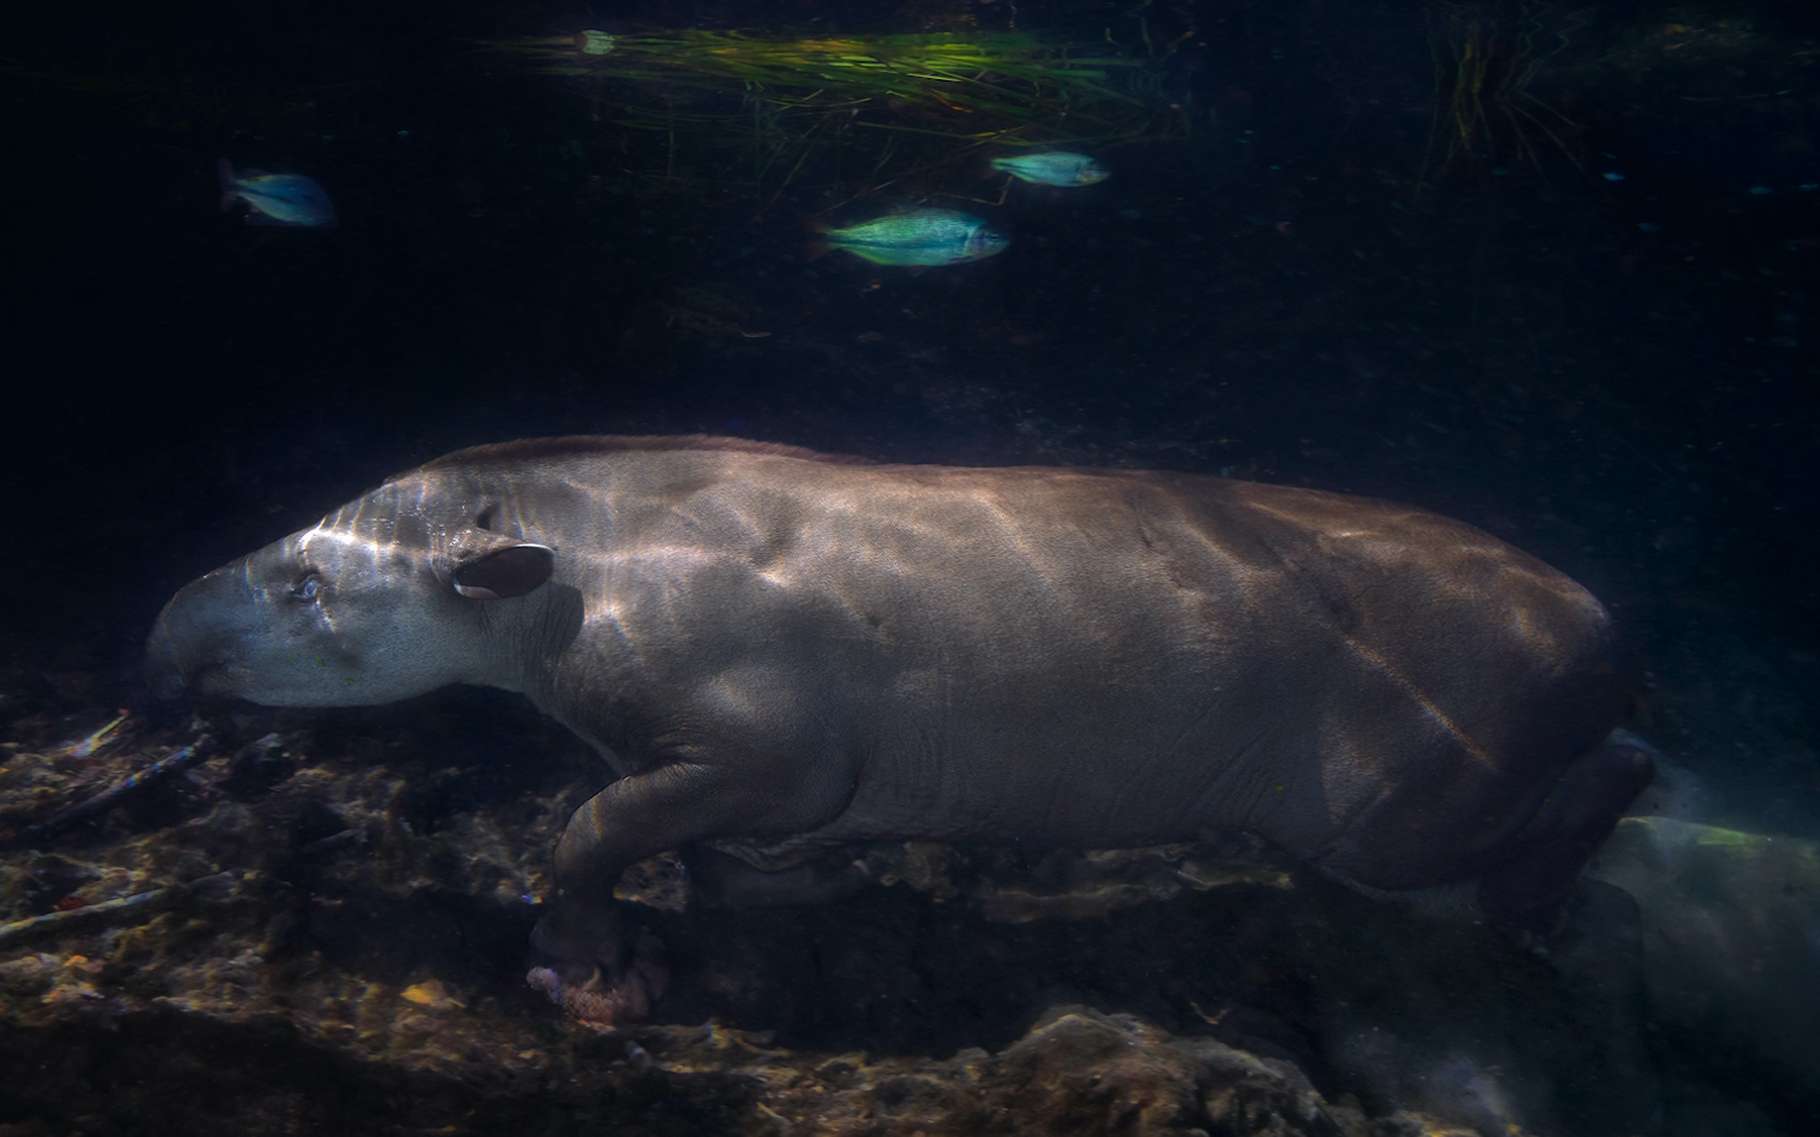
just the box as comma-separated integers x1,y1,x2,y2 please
147,436,1650,1013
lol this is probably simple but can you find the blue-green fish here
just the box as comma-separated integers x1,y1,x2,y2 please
218,159,336,227
989,151,1109,187
815,209,1008,267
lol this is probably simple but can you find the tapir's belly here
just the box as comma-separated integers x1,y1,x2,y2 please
816,652,1562,891
820,644,1283,848
781,572,1586,888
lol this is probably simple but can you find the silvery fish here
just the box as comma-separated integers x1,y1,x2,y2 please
816,208,1008,267
989,151,1109,187
218,159,337,227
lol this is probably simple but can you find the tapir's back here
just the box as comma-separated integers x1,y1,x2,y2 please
442,438,1626,891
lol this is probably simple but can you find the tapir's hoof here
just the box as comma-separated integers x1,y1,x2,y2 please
528,905,667,1029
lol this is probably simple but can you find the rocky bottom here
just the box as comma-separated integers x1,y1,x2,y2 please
0,692,1812,1136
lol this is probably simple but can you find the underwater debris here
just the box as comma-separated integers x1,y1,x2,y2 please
1420,0,1587,181
400,979,465,1011
9,709,138,767
0,870,234,951
63,709,131,760
480,27,1171,199
487,28,1150,127
21,738,211,840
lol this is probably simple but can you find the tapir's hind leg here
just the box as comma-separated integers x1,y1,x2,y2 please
1477,729,1657,936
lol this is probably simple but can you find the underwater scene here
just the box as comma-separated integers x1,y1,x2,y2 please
4,0,1817,1133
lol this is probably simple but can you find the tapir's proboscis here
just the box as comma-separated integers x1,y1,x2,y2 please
147,436,1653,1025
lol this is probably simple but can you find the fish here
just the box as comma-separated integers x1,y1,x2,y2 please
989,151,1109,187
814,208,1008,267
218,159,337,227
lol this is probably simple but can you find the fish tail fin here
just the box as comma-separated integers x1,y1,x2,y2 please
985,156,1007,177
216,158,238,211
804,216,835,261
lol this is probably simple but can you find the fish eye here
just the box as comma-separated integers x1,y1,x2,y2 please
290,574,320,602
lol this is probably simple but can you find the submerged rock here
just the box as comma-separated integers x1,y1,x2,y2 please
1588,815,1820,1109
749,1005,1352,1136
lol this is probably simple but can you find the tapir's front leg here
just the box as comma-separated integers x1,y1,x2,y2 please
527,757,800,1026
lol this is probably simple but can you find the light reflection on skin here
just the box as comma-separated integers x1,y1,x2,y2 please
150,437,1634,1007
225,447,1612,806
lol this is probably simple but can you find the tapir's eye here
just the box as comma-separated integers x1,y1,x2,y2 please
290,574,321,603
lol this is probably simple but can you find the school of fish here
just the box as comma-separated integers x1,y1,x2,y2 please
213,147,1108,268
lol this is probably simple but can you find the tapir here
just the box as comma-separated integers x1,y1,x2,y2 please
146,436,1653,1022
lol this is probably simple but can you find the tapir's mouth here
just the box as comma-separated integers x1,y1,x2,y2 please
147,652,234,702
144,633,191,701
186,664,230,697
147,660,186,702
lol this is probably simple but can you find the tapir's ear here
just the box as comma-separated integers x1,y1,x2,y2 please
449,540,555,600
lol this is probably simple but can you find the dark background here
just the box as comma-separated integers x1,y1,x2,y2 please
5,0,1817,830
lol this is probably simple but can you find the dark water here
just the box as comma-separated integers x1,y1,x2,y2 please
3,2,1817,1134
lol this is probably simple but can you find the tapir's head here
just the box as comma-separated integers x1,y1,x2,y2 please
145,473,555,706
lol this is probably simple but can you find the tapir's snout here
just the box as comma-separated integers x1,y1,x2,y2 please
145,560,251,701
